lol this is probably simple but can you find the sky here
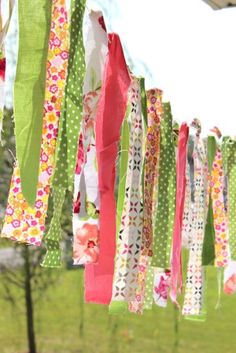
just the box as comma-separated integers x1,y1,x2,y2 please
5,0,236,136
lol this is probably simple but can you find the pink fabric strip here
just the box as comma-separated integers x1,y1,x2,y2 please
84,33,131,305
170,123,189,304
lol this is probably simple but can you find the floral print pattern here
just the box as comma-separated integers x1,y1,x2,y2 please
210,147,230,267
72,11,108,266
142,89,162,256
1,0,69,246
153,269,171,307
73,222,99,265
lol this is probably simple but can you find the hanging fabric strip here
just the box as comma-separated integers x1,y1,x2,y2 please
108,114,130,315
110,76,144,309
222,138,236,260
170,122,189,305
151,102,176,269
128,89,162,314
1,0,69,246
211,144,229,267
182,121,208,318
41,0,87,267
52,0,86,191
142,89,162,256
84,33,131,305
202,136,216,266
222,137,236,295
72,11,108,266
13,0,52,205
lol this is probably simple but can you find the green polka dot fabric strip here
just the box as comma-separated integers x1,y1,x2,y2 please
42,0,86,267
223,138,236,260
41,187,66,268
53,0,86,189
151,102,176,269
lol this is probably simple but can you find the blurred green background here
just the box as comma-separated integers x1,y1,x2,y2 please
0,110,236,353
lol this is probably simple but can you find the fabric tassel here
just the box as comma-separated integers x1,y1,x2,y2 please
41,0,87,265
84,33,131,305
1,0,69,246
12,0,52,205
182,120,208,318
110,76,144,312
72,10,108,266
170,122,189,305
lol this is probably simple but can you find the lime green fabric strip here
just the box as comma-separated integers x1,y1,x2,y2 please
14,0,52,205
116,116,130,232
202,136,216,266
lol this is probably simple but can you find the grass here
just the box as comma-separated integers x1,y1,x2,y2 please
0,266,235,353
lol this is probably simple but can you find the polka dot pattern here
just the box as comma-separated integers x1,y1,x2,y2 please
42,0,86,267
143,266,154,309
53,0,86,189
41,187,66,268
151,103,176,269
223,138,236,260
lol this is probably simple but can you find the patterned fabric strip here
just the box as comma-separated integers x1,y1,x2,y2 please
143,266,154,309
13,0,52,205
128,89,162,314
152,102,176,269
153,268,171,307
85,33,131,305
211,145,229,267
182,125,208,317
72,11,108,266
41,0,87,267
110,77,144,307
128,255,149,314
41,187,66,267
224,261,236,294
142,89,162,256
1,0,69,246
53,0,85,190
222,138,236,260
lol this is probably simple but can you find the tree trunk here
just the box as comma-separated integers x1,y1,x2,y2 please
24,246,37,353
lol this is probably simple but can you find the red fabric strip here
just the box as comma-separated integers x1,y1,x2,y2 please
170,123,189,305
85,33,131,304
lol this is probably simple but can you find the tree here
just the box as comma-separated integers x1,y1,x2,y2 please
0,110,62,353
0,243,60,353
